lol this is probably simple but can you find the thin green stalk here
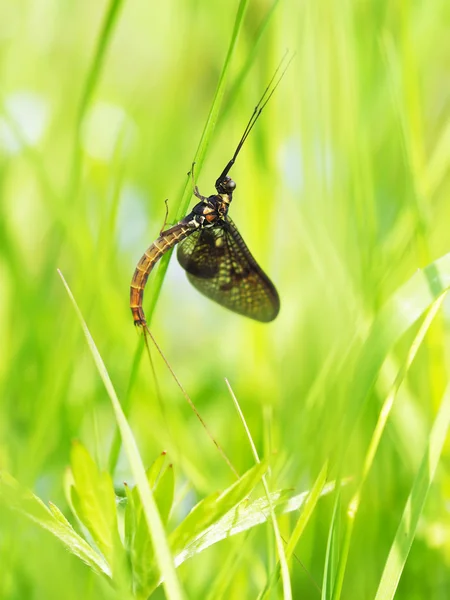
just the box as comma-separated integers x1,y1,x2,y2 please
69,0,125,200
225,379,292,600
332,296,446,599
145,0,250,322
59,270,185,600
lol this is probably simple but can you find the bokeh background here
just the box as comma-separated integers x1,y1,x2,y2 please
1,0,450,598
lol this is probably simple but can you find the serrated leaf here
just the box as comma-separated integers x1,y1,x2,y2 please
69,442,118,562
174,479,342,568
59,271,184,599
170,460,268,557
68,442,128,588
0,471,110,577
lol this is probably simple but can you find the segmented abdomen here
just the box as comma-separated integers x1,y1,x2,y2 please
130,221,195,326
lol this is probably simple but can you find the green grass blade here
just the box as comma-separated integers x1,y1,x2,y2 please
324,485,342,600
226,379,292,600
173,481,342,569
331,252,450,598
75,0,124,130
145,0,249,322
70,0,125,196
286,462,329,558
170,460,268,557
216,0,280,127
259,462,329,599
374,383,450,599
58,270,185,600
344,252,450,450
125,454,174,598
332,296,445,599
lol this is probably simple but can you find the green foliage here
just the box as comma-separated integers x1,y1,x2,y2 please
1,0,450,598
68,441,129,589
1,439,337,598
124,453,174,596
0,471,110,577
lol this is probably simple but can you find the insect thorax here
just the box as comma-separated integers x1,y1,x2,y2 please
187,192,232,229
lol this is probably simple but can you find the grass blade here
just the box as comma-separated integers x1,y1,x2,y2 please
146,0,250,321
58,269,185,600
70,0,125,194
225,379,292,600
259,462,329,599
332,296,445,599
324,485,342,600
374,383,450,599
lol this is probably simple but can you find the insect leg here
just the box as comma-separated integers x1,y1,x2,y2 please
159,198,170,236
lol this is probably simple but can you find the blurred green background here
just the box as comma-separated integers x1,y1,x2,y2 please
1,0,450,598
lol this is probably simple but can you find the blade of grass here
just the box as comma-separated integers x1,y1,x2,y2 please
217,0,280,127
323,484,342,600
374,382,450,599
145,0,249,322
108,336,145,473
58,269,185,600
225,378,292,600
170,461,267,559
69,0,125,199
330,251,450,599
174,480,345,566
332,295,446,599
340,251,450,465
259,462,329,599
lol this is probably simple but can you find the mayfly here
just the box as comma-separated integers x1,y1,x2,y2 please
130,57,291,327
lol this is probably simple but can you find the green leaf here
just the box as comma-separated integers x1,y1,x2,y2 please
153,461,174,526
0,471,110,577
69,443,119,561
59,270,185,600
170,460,267,557
68,441,129,589
173,478,343,569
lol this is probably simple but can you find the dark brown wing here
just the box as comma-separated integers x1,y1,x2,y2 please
177,218,280,322
177,227,221,277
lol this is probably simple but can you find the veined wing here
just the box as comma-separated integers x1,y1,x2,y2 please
177,218,280,322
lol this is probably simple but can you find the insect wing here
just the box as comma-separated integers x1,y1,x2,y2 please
177,219,280,322
177,228,221,277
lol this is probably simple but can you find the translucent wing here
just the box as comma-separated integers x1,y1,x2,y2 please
177,218,280,322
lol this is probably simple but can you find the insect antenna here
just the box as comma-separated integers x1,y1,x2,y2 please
216,50,294,184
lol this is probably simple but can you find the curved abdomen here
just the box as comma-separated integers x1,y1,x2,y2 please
130,221,195,326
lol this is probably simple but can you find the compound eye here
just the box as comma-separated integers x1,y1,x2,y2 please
226,178,236,192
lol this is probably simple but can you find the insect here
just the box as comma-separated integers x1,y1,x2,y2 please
130,57,291,327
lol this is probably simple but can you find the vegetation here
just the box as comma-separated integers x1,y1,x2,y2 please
1,1,449,598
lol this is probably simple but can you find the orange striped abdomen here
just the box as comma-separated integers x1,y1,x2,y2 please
130,221,195,326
